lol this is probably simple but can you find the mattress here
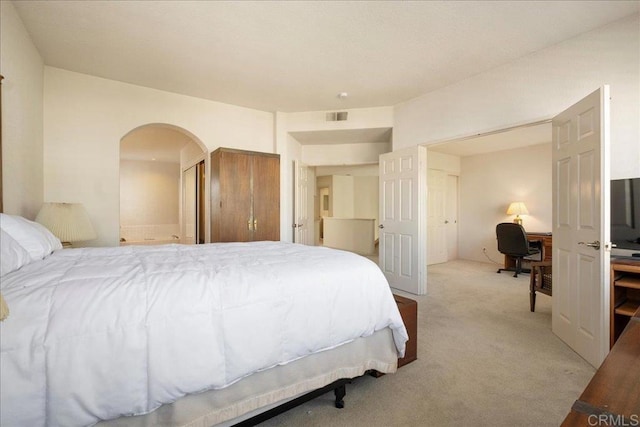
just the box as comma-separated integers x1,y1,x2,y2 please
0,241,407,426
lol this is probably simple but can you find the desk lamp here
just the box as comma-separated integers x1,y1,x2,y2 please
507,202,528,226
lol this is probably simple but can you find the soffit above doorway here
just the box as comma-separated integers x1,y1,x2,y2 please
428,122,552,157
290,128,392,145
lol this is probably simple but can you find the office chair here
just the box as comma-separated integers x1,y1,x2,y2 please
496,222,542,277
529,261,552,311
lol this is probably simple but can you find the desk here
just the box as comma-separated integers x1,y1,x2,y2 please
561,306,640,426
610,259,640,348
504,232,552,271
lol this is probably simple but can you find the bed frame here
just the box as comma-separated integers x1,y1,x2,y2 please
233,378,350,426
98,328,398,427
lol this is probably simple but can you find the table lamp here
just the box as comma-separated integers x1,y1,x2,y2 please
507,202,528,226
36,202,97,247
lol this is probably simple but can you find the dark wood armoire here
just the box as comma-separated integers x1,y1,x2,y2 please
210,148,280,242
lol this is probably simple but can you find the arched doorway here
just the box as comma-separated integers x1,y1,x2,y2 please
119,123,206,245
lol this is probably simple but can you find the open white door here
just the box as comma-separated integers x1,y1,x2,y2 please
379,146,427,295
293,160,312,245
445,174,459,260
427,169,448,265
552,86,611,368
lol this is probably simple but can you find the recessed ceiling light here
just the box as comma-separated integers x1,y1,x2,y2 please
338,92,348,99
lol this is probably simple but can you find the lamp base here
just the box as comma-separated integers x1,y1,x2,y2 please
513,217,523,226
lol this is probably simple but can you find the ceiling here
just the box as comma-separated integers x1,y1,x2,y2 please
13,1,639,113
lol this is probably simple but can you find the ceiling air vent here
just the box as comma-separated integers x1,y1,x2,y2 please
325,111,348,121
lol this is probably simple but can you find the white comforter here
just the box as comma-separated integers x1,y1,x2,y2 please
0,241,407,426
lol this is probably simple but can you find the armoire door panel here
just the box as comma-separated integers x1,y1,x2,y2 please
220,151,252,242
252,154,280,241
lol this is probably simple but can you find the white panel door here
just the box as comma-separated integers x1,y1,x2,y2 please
293,161,312,245
445,174,459,260
427,169,447,265
379,146,427,295
552,86,610,368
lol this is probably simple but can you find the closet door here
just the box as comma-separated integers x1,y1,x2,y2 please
252,154,280,241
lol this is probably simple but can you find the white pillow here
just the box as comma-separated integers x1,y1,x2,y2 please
0,213,62,261
27,218,63,252
1,229,33,279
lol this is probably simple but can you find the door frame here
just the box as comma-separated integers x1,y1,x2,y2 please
419,99,611,364
182,157,206,244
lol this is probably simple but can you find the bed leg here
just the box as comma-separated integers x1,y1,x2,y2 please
334,384,346,408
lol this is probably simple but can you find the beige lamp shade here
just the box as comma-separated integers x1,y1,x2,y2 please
36,203,97,243
506,202,529,225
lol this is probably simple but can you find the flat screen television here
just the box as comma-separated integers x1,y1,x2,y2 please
610,177,640,255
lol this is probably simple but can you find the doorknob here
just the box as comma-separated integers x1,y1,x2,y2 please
578,240,600,250
444,220,449,224
378,224,384,229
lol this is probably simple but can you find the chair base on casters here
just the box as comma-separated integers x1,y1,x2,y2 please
497,257,530,278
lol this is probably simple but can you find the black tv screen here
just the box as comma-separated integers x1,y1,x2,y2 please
611,178,640,251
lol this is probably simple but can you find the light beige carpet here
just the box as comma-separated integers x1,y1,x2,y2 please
259,259,595,427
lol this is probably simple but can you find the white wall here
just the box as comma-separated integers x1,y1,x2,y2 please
119,159,180,226
395,14,640,180
316,164,379,176
181,141,206,169
323,218,376,255
459,143,552,264
427,151,461,175
331,175,355,218
353,176,379,239
43,67,273,246
0,1,44,218
302,142,390,166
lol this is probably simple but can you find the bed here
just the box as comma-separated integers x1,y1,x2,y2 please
0,213,408,427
